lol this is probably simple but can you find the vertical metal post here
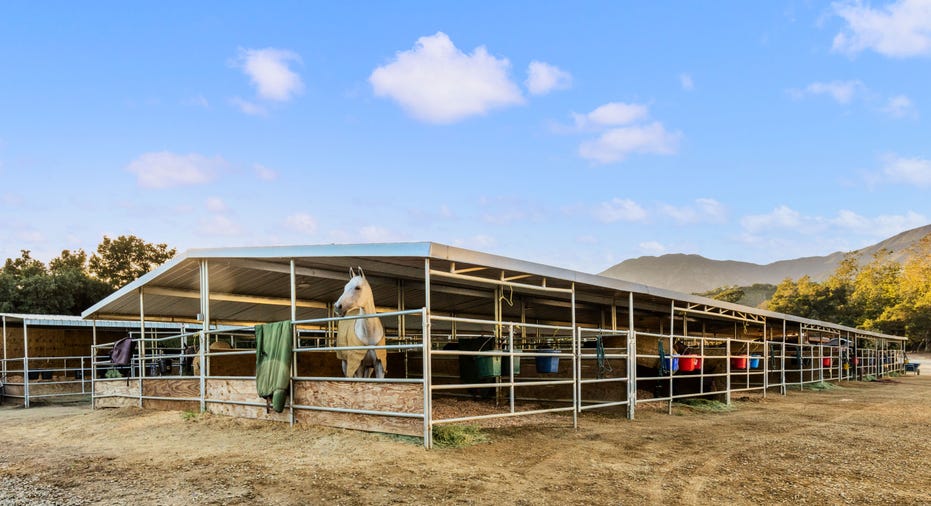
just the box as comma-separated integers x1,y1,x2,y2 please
422,258,433,449
2,315,7,384
571,283,578,429
91,319,97,408
762,321,768,397
508,324,515,414
626,292,636,420
610,299,617,332
725,333,731,405
289,259,297,427
781,320,787,395
667,301,675,414
139,288,146,407
818,342,824,383
23,320,30,408
199,259,209,413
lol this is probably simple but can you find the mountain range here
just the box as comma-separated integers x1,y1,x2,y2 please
599,224,931,295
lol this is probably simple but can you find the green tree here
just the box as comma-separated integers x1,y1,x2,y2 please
885,236,931,350
49,249,115,314
849,249,903,334
767,274,850,322
697,285,745,304
88,235,176,289
0,249,116,315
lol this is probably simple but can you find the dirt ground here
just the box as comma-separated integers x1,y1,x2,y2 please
1,357,930,506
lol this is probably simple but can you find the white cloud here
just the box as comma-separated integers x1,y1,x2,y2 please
206,197,227,212
679,73,694,91
791,80,864,104
200,214,241,236
574,102,649,129
832,0,931,57
254,164,278,181
837,210,926,236
525,61,572,95
661,198,726,224
639,241,667,255
234,48,304,101
369,32,524,124
881,94,917,118
741,205,803,233
741,205,926,240
285,213,318,234
881,154,931,186
126,152,225,189
579,122,681,164
230,97,268,116
593,198,648,223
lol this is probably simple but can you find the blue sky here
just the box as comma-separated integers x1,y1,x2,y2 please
2,1,930,273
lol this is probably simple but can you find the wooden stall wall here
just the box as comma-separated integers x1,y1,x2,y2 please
293,380,423,437
94,378,140,408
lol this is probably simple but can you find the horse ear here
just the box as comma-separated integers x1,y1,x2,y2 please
358,266,366,279
349,267,356,278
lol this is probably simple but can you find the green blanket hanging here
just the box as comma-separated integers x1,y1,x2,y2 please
255,320,293,413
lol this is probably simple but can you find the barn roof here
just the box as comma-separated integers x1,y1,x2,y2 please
1,312,189,329
80,242,905,342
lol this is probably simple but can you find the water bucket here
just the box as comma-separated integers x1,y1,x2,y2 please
504,351,521,375
664,355,679,374
679,355,700,372
749,354,762,369
535,349,561,373
731,357,748,369
822,357,832,367
852,357,860,366
476,356,502,378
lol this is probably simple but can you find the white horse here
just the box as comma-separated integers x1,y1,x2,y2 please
334,267,386,378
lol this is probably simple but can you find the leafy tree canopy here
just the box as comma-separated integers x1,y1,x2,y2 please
88,235,176,289
0,236,176,316
763,242,931,351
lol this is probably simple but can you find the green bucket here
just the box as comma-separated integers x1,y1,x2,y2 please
504,351,521,375
476,356,501,378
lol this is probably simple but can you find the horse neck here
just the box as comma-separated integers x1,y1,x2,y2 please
354,301,383,344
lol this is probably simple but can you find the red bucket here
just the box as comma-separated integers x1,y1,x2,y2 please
731,357,748,369
852,357,859,366
679,355,701,372
823,357,832,367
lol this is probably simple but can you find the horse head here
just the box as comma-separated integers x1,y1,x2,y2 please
334,267,374,316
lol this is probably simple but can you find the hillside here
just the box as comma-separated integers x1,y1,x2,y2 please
600,223,931,294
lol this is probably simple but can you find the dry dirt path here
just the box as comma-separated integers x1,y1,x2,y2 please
1,364,930,505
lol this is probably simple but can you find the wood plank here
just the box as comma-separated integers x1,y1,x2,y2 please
26,381,87,396
293,380,422,413
143,399,200,412
291,380,423,436
94,378,141,398
204,378,289,422
142,378,199,399
95,396,138,408
296,410,422,437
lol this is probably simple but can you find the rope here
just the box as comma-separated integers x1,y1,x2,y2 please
658,340,668,376
595,336,612,379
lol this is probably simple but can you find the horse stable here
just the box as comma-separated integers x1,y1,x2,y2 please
78,242,907,448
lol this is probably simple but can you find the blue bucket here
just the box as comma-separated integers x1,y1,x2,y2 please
664,355,679,373
749,354,761,369
535,349,561,373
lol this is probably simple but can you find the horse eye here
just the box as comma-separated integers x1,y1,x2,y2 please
355,286,361,291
